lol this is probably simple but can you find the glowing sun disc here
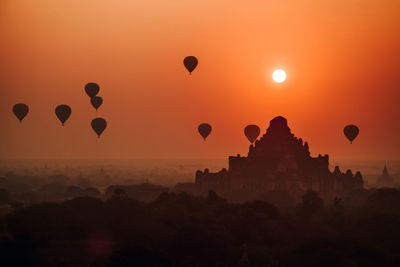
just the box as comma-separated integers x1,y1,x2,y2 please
272,69,287,83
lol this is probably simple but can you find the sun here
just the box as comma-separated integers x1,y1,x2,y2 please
272,69,287,83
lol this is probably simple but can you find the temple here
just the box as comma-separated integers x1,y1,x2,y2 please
195,116,363,199
376,165,394,187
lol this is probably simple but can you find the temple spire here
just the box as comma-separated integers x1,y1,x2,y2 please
383,164,389,176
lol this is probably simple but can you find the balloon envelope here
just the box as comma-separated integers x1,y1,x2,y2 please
91,118,107,138
91,96,103,111
55,105,72,126
183,56,198,74
13,103,29,123
198,123,212,140
85,83,100,98
344,125,359,144
244,125,260,144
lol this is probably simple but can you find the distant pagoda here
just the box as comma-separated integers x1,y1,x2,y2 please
195,116,363,198
376,164,394,187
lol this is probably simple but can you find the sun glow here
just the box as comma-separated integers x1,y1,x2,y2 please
272,69,287,83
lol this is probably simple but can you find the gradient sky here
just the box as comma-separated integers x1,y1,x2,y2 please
0,0,399,161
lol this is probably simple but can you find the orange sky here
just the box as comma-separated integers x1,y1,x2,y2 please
0,0,399,161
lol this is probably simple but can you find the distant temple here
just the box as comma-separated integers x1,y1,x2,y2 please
195,116,363,199
376,165,394,187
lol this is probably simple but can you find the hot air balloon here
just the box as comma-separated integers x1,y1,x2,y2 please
91,118,107,138
198,123,212,141
183,56,198,74
85,83,100,98
344,125,359,144
13,103,29,123
244,125,260,144
55,105,72,126
90,96,103,111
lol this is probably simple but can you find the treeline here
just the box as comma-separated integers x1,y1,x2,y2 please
1,189,400,266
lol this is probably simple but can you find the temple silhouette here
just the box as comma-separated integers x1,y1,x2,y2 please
195,116,363,199
376,164,394,187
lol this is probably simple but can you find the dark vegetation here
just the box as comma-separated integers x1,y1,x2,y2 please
1,187,400,266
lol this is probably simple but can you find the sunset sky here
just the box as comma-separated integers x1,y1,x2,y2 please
0,0,399,161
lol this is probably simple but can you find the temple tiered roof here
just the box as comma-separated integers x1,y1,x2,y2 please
195,116,364,199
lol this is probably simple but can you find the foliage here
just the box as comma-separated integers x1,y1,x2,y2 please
2,189,400,266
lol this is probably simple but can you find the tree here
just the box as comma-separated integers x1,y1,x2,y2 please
0,188,11,204
300,190,324,218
